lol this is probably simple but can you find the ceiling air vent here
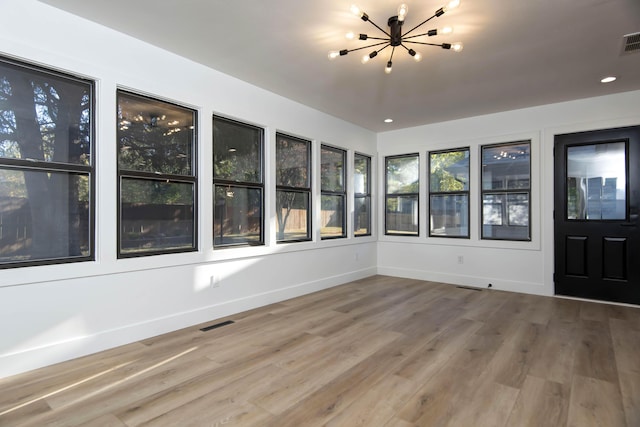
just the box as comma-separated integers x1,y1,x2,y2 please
622,32,640,54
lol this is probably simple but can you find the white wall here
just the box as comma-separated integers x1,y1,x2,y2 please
2,0,639,380
377,90,640,296
0,0,377,379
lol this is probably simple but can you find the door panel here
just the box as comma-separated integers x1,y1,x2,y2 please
554,126,640,304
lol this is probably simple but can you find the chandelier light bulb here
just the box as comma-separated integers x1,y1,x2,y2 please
361,54,370,64
440,26,453,34
451,42,464,52
328,51,340,60
413,52,423,62
445,0,461,11
350,4,362,16
397,4,408,21
385,61,393,74
345,31,355,40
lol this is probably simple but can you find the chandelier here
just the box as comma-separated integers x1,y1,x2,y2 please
328,1,463,74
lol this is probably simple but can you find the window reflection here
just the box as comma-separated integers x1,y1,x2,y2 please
567,142,626,220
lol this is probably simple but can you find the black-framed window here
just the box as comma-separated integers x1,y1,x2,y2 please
481,141,531,241
117,90,197,257
0,56,94,268
213,116,264,247
354,153,371,236
321,145,346,239
385,154,419,236
429,148,470,238
276,133,311,243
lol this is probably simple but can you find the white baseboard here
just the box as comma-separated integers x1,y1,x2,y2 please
0,267,376,379
376,266,552,297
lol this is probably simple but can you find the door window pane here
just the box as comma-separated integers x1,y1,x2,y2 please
566,142,626,220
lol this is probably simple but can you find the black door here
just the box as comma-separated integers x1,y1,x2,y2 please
554,126,640,304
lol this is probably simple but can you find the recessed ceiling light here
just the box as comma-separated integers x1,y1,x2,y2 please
600,76,617,83
384,118,393,123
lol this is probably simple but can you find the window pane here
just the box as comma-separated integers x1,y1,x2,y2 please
276,190,310,241
0,61,92,165
321,146,345,192
117,92,194,175
482,142,530,190
0,168,90,263
430,150,469,192
321,194,345,238
482,193,529,240
386,195,419,235
120,178,194,254
387,155,419,194
430,194,469,237
276,135,309,188
354,196,371,236
214,185,262,245
354,154,369,195
567,142,626,220
213,118,262,183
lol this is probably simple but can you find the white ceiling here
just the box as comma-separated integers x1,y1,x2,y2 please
40,0,640,132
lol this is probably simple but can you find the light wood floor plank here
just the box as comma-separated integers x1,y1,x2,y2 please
567,375,627,427
0,275,638,427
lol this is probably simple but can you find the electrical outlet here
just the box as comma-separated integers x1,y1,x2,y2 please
210,275,220,288
457,256,464,264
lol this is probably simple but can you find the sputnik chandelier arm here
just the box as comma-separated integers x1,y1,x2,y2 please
328,0,464,74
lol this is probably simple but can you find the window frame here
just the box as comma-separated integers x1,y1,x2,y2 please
385,153,420,236
480,140,532,241
213,115,265,248
428,147,470,239
275,132,312,243
0,55,95,269
320,144,347,240
116,90,198,258
354,152,372,237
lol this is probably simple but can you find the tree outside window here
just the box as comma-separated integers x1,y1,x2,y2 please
0,57,94,267
276,133,311,242
321,145,346,239
429,148,470,238
385,154,419,236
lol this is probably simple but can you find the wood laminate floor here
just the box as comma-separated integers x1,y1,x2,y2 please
1,276,639,426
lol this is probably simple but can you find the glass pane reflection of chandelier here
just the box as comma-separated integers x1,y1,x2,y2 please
328,1,464,74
